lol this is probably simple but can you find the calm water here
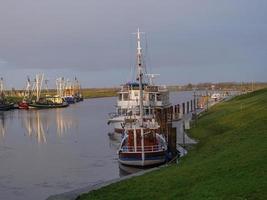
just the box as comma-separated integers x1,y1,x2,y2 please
0,91,194,200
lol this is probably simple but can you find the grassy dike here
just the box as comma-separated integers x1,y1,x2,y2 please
78,88,267,200
82,88,118,99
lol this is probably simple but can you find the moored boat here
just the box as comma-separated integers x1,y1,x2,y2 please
0,103,14,111
29,96,69,109
18,101,29,109
117,29,168,167
63,96,76,104
0,78,15,111
118,119,167,166
108,29,170,134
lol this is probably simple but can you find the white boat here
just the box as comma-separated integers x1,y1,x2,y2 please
118,29,168,167
108,29,170,134
211,93,221,101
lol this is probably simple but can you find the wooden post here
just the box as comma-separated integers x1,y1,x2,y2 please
187,101,190,113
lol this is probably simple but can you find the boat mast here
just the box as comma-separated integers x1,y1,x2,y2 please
137,28,144,126
136,28,145,166
0,77,3,94
25,76,31,99
36,74,44,102
0,77,4,101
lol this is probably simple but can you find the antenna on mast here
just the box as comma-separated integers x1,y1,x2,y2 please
0,77,3,94
134,28,145,125
145,74,160,85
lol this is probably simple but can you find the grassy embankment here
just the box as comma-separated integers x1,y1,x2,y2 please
81,88,118,99
78,88,267,200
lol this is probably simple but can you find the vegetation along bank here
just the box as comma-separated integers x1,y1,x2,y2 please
78,88,267,200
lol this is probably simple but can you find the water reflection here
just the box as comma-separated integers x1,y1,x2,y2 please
0,112,6,139
0,109,78,144
25,109,78,143
22,110,48,144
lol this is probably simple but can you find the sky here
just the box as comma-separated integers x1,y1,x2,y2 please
0,0,266,89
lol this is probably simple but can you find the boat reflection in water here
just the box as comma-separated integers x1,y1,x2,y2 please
20,109,78,144
0,112,6,139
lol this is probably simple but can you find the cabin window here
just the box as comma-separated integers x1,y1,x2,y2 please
156,94,162,101
149,94,154,101
119,94,122,101
122,109,127,115
123,93,129,100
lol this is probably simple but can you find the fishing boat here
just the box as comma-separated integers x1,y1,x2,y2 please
63,96,76,104
18,101,29,109
29,95,69,109
0,102,14,111
18,77,33,109
0,78,14,111
28,74,69,109
57,77,83,104
108,30,170,134
118,29,167,167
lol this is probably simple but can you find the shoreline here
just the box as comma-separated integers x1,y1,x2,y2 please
74,88,267,200
46,166,162,200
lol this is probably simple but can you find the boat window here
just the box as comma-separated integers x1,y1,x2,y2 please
149,94,155,101
118,108,121,115
119,94,122,101
123,93,129,100
156,94,162,101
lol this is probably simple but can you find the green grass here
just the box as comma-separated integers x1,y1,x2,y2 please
82,88,118,99
78,88,267,200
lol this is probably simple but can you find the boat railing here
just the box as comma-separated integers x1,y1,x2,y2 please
158,85,168,91
121,145,165,152
108,112,119,118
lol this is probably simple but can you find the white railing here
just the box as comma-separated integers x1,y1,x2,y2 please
121,145,165,152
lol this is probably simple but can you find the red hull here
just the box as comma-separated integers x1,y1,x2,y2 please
18,102,29,109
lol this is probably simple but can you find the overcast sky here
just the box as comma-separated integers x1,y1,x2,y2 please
0,0,266,89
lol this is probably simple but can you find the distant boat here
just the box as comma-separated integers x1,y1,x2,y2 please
0,102,14,111
0,77,15,111
18,100,29,109
18,76,32,109
56,76,83,104
211,93,221,101
63,96,76,104
29,96,69,109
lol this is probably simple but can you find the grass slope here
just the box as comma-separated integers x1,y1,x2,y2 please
78,89,267,200
82,88,118,99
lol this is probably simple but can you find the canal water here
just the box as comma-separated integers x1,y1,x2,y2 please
0,91,194,200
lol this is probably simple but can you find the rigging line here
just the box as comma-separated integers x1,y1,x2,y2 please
128,33,133,83
129,34,136,83
145,33,152,75
143,33,149,83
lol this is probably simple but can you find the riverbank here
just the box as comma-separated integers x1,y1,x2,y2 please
78,88,267,200
82,88,118,99
3,88,118,103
